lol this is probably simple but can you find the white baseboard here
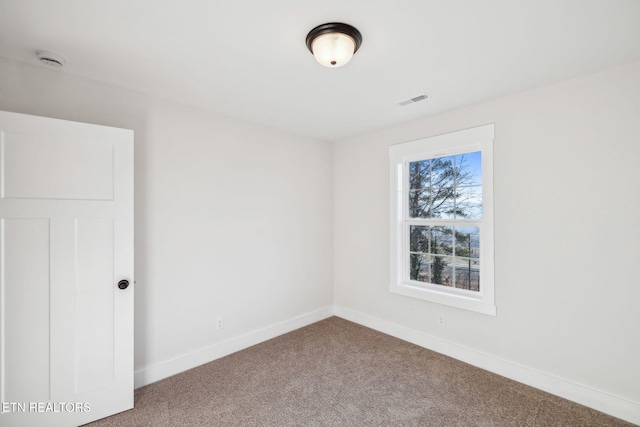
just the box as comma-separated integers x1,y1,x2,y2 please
134,306,334,389
334,305,640,426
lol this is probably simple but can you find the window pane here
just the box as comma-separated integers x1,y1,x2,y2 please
431,156,455,188
430,226,453,255
431,255,453,286
409,225,429,253
455,151,482,186
454,226,480,259
409,159,431,190
454,259,480,291
409,254,431,283
431,186,455,219
455,185,482,219
409,189,430,218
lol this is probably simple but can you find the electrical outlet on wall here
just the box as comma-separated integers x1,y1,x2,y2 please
216,315,224,330
437,315,445,326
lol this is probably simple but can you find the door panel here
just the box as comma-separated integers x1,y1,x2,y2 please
0,111,133,427
1,131,114,200
75,218,115,394
1,219,51,403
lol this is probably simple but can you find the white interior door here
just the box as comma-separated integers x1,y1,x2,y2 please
0,111,134,427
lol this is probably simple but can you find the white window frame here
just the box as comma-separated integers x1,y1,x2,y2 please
389,124,496,315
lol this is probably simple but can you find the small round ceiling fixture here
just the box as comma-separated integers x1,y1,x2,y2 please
306,22,362,68
37,51,66,68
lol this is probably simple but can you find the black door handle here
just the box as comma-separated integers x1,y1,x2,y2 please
118,280,129,290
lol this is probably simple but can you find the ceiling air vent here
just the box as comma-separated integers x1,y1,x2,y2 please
399,94,428,106
37,51,66,68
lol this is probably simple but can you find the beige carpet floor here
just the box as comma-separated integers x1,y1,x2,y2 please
86,317,633,426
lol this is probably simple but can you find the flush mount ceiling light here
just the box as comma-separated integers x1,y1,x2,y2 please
306,22,362,68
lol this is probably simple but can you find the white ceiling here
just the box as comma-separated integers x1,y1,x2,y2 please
1,0,639,142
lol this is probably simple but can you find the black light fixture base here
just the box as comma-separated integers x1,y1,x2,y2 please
305,22,363,54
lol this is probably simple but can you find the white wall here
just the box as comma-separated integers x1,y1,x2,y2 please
0,57,334,384
334,61,640,421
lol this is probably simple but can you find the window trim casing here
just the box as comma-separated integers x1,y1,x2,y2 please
389,124,496,315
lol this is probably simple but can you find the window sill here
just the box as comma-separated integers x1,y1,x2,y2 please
390,282,496,316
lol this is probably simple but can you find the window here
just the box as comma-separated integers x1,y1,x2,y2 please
389,124,495,315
